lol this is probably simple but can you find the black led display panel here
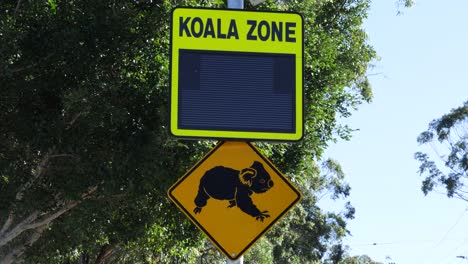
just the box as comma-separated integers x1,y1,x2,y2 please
178,49,295,134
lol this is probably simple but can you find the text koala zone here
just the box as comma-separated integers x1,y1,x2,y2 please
194,161,274,222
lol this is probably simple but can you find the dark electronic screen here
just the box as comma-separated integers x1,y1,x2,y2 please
178,49,295,133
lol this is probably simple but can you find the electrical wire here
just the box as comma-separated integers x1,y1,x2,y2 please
425,207,468,264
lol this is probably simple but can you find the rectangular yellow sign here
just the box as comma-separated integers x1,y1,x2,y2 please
170,8,303,141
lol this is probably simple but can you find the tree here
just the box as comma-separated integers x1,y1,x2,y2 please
0,0,377,263
397,0,414,8
340,254,383,264
1,1,209,262
415,100,468,201
264,159,356,264
396,0,414,15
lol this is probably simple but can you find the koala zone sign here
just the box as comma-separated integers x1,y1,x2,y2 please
167,141,302,261
170,7,304,142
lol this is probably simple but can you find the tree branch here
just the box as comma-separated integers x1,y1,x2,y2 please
0,225,47,264
15,151,78,201
0,211,40,248
66,112,83,129
94,244,114,264
49,154,78,159
6,54,54,75
14,0,22,17
15,152,51,201
454,192,468,203
25,201,80,231
366,72,384,77
323,0,349,31
2,151,77,240
0,213,14,237
89,192,129,202
26,185,98,230
0,186,98,248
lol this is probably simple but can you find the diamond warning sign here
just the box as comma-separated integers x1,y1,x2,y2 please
167,141,302,261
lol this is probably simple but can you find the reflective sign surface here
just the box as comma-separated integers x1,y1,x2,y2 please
170,8,304,141
167,141,302,261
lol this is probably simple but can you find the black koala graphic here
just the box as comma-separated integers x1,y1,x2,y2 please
193,161,274,221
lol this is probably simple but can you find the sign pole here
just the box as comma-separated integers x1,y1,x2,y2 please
226,2,244,263
227,0,243,9
227,0,244,263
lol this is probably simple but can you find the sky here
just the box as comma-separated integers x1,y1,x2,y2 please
322,1,468,263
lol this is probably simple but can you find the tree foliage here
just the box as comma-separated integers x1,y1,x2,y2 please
397,0,414,8
340,254,383,264
415,100,468,201
0,0,376,263
396,0,414,15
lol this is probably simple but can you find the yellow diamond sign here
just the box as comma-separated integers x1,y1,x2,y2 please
167,141,302,261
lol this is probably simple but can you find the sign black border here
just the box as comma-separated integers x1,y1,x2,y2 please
167,141,302,261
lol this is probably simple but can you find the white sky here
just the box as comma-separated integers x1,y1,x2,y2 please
323,1,468,263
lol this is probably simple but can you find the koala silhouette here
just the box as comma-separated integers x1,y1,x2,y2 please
193,161,274,221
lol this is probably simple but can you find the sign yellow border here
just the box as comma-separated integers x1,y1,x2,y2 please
169,7,304,141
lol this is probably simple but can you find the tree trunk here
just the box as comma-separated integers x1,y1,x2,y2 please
0,186,98,260
77,253,90,264
0,225,46,264
0,211,40,248
94,244,114,264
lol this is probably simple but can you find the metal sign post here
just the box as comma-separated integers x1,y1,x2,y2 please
226,2,243,264
227,257,243,264
228,0,243,9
